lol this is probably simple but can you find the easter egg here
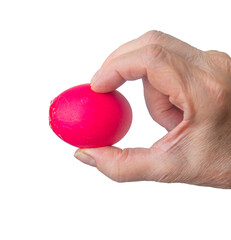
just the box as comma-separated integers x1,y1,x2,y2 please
49,83,132,148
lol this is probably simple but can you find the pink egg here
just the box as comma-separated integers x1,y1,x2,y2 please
49,83,132,148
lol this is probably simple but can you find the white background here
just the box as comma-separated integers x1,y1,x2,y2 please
0,0,231,239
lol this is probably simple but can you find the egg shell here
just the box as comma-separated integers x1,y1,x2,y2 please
49,83,132,148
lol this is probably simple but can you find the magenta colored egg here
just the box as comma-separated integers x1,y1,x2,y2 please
49,83,132,148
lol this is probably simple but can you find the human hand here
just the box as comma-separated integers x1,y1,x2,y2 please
74,31,231,188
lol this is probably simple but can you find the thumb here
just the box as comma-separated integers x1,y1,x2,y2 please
74,145,184,183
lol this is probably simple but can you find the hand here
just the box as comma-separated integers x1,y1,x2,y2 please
74,31,231,188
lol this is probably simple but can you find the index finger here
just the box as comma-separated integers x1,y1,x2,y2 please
101,31,199,69
91,44,192,111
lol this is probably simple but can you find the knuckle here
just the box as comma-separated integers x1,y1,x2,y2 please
205,50,231,72
143,44,165,65
206,50,231,59
142,30,165,43
218,51,231,59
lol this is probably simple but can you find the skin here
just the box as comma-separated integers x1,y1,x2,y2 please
74,31,231,188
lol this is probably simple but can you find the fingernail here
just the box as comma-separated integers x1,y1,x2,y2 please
91,70,101,86
74,150,96,167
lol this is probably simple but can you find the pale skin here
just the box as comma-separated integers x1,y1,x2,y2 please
74,31,231,188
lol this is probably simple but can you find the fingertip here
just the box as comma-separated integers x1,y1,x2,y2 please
90,82,97,92
90,80,105,93
74,149,96,167
74,146,121,163
91,70,101,85
90,67,126,93
89,81,102,93
90,81,110,93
